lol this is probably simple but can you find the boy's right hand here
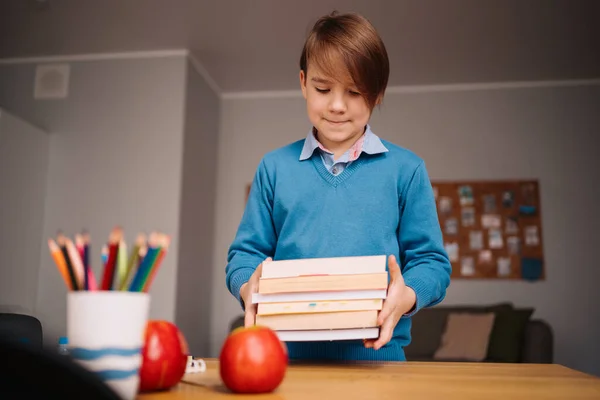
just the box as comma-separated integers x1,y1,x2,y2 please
239,257,272,327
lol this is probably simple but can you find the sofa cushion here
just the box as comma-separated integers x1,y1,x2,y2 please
405,308,448,358
405,303,512,359
486,307,534,363
433,312,496,361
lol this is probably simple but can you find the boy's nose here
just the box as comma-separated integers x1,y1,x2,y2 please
328,94,347,113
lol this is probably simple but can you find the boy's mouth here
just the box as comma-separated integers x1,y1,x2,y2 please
325,119,349,125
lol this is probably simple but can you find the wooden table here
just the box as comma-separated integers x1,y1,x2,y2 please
138,359,600,399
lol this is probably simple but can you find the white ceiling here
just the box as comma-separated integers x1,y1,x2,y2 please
1,0,599,93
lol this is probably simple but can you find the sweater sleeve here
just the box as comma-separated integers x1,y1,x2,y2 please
225,158,277,309
398,161,452,317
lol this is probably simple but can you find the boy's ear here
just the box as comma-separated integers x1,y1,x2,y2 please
299,70,308,99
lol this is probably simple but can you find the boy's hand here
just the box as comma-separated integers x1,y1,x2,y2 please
364,255,416,350
239,257,272,327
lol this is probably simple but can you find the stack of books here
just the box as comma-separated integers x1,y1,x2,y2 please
251,255,388,342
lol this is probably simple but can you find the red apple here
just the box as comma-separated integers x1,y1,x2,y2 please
138,320,189,392
219,325,288,393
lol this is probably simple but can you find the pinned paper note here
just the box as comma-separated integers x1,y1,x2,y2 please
445,242,459,262
519,205,537,215
478,250,493,264
481,214,502,229
502,190,514,208
445,218,458,235
497,257,511,277
461,207,475,227
525,226,539,246
505,216,519,234
439,196,453,216
488,229,504,249
458,185,474,206
521,258,543,281
461,257,475,276
507,236,521,255
483,194,497,213
469,231,483,250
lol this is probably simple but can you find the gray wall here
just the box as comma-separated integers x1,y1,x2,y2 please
213,84,600,375
0,56,187,345
0,109,49,314
174,59,219,356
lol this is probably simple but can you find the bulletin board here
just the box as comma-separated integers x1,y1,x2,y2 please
431,180,545,281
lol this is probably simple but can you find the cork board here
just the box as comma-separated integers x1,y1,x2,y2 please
431,180,545,281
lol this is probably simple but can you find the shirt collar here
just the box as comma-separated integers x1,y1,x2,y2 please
299,125,388,161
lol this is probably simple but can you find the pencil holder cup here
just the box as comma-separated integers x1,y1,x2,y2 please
67,291,150,400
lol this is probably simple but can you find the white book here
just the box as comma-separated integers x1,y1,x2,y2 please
276,328,380,342
252,289,387,304
261,255,386,279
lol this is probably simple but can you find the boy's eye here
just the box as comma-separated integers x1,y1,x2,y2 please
349,90,361,96
315,87,330,93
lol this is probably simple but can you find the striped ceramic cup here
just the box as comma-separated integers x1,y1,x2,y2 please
67,291,150,400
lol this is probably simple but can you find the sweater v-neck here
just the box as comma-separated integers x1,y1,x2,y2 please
310,155,365,187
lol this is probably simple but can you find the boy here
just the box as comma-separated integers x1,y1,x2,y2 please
225,12,451,361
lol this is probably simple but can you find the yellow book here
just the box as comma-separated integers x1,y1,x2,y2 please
258,272,388,294
255,310,378,331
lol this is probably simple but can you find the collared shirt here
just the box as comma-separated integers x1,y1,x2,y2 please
299,125,389,175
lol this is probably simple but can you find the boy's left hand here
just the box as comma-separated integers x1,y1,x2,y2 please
364,254,416,350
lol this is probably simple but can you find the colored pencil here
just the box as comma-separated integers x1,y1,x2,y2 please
100,228,121,290
117,238,128,289
81,231,90,268
138,245,147,266
87,268,98,290
142,234,170,293
75,234,88,290
128,233,161,292
101,245,108,266
65,237,85,289
48,239,73,290
56,233,80,291
81,231,98,290
119,233,145,291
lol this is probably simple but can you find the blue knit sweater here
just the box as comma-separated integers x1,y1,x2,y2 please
226,137,451,361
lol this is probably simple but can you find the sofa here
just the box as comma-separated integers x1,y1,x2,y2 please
229,302,553,364
404,302,553,363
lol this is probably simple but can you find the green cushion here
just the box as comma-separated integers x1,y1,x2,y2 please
486,308,534,363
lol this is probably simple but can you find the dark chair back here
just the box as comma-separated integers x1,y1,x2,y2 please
0,338,121,399
0,313,43,350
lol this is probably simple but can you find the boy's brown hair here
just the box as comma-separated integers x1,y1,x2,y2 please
299,11,390,110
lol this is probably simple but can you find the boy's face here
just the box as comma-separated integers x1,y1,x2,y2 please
299,62,373,149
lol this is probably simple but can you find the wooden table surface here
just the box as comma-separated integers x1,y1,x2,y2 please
138,359,600,400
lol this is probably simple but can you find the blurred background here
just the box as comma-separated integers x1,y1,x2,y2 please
0,0,599,376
